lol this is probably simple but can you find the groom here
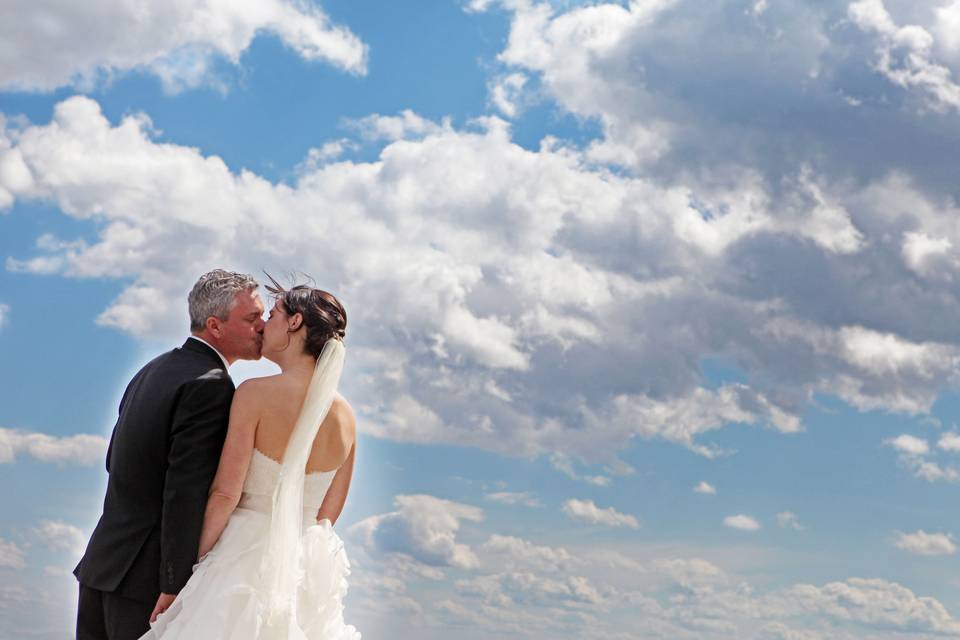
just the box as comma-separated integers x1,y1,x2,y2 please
74,269,265,639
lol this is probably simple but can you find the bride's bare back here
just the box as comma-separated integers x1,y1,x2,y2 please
200,366,358,566
246,373,356,474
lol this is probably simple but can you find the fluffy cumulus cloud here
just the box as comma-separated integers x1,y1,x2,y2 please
0,538,26,569
0,0,367,93
5,93,960,474
480,534,574,573
723,514,761,531
894,529,957,556
477,0,960,186
349,494,484,570
848,0,960,112
782,577,960,636
454,571,604,611
33,520,88,556
885,432,960,482
561,498,640,529
467,0,960,444
694,481,716,495
939,432,960,452
887,433,930,456
0,427,108,466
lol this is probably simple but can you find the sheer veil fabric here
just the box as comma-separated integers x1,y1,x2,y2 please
258,337,346,633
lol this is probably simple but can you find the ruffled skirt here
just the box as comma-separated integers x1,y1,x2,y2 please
139,507,360,639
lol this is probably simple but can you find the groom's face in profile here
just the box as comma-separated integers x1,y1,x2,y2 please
217,289,266,361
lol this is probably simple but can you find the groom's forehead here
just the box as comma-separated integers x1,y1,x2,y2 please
233,289,264,312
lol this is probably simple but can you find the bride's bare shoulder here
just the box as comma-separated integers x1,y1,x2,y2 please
232,374,285,405
329,393,357,441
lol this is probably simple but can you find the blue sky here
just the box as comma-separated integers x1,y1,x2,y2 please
4,0,960,638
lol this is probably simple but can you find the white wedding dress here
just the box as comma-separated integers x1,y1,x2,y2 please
141,338,360,640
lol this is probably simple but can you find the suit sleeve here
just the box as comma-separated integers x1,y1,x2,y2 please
106,429,115,473
106,373,138,473
159,376,235,594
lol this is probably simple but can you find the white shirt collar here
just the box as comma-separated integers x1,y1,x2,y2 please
188,335,231,370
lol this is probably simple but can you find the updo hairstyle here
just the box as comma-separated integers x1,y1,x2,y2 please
263,271,347,358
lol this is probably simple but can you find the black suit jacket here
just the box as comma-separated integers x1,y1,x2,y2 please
73,338,235,603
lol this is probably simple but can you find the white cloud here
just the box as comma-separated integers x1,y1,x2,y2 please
0,0,368,93
297,139,358,173
694,481,716,495
455,571,604,610
755,317,960,416
489,72,528,118
0,427,108,466
484,492,542,507
886,434,929,456
476,0,844,188
435,592,578,636
469,0,960,363
782,577,960,634
894,530,957,556
938,432,960,452
914,460,960,483
548,453,612,485
902,230,954,278
776,511,804,531
651,556,728,591
0,538,25,569
468,0,960,310
579,383,802,459
561,499,640,529
838,326,956,380
0,303,8,329
934,1,960,62
848,0,960,112
349,494,484,569
480,534,573,573
884,433,960,482
723,514,761,531
348,110,448,141
34,520,88,556
847,0,896,33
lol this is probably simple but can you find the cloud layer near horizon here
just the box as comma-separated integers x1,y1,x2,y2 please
341,492,960,639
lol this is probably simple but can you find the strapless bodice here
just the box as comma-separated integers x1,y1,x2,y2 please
236,448,338,520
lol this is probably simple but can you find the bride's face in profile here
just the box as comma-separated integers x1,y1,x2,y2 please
260,300,304,364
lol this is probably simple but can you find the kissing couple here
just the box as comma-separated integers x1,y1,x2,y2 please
74,269,361,639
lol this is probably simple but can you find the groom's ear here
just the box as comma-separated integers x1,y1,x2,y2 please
206,316,225,338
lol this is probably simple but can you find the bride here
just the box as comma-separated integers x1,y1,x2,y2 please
141,276,361,639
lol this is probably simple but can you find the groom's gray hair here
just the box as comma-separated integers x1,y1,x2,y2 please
188,269,259,331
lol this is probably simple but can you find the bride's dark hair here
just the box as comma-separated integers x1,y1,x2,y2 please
263,271,347,358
